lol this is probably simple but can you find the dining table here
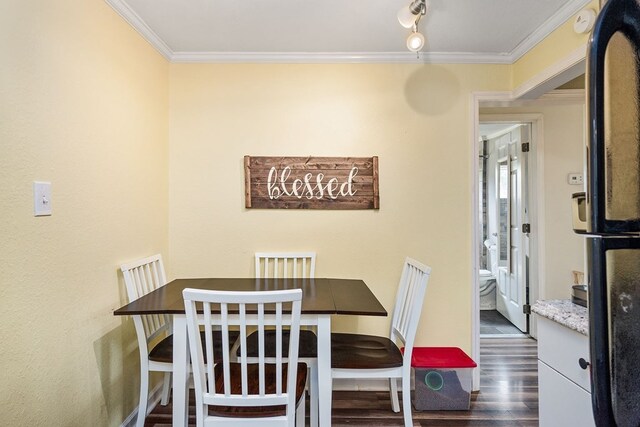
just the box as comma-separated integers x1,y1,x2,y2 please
114,277,387,427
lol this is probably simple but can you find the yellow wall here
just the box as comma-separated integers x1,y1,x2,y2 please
0,0,587,424
168,63,510,349
0,1,169,425
512,0,600,88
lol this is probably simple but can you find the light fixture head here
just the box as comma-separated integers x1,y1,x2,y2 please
406,30,425,52
397,0,426,28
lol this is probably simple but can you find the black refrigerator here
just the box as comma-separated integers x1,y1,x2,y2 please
582,0,640,425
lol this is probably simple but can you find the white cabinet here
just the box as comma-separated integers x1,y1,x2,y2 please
537,315,595,427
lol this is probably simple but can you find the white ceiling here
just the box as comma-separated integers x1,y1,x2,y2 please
107,0,592,63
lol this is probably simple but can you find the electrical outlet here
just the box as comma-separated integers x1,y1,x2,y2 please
34,181,52,216
568,173,584,185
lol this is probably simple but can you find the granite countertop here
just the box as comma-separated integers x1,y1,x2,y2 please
531,299,589,336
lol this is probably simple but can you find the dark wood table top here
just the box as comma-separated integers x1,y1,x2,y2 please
114,277,387,317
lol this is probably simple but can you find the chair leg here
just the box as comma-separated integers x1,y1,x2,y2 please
309,364,318,427
229,336,241,362
401,376,413,427
137,369,149,427
295,390,306,427
160,372,171,405
389,378,400,413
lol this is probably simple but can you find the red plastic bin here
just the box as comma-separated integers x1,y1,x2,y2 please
408,347,476,411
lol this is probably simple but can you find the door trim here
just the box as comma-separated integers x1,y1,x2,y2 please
470,90,548,390
483,118,539,333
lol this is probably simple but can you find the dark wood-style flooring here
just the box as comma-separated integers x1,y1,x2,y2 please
144,337,538,426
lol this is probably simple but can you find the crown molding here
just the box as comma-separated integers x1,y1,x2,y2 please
106,0,172,60
509,0,593,62
106,0,592,65
169,51,514,64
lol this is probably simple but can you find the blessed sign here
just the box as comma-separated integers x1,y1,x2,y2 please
244,156,379,209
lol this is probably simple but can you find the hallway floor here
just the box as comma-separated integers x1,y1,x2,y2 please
480,310,526,336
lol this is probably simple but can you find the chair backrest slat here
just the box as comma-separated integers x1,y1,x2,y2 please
204,302,216,395
275,302,283,395
183,288,303,424
390,257,431,354
239,303,249,396
120,254,170,351
258,304,266,395
255,252,316,279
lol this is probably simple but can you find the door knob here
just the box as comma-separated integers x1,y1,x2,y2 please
578,358,590,370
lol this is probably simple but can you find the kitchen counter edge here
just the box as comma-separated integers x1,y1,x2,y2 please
531,299,588,336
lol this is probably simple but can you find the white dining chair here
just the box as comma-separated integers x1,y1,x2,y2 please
255,252,316,279
246,252,319,427
120,254,172,427
331,257,431,427
183,288,307,427
121,254,240,427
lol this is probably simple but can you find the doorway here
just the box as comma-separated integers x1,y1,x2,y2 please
478,121,532,336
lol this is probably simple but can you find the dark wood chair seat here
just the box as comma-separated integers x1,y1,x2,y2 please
331,333,404,369
150,330,241,363
242,329,318,359
330,259,432,427
208,362,307,418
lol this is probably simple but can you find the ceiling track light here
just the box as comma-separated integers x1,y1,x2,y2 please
397,0,426,28
407,24,425,52
398,0,427,53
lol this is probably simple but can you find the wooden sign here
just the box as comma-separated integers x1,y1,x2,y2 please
244,156,379,209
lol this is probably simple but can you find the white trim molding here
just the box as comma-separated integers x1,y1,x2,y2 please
509,0,593,62
479,113,546,342
105,0,592,65
512,44,587,100
469,91,514,391
470,101,548,390
170,51,514,64
483,89,586,108
106,0,172,60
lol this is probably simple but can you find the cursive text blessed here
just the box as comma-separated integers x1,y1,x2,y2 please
267,166,359,200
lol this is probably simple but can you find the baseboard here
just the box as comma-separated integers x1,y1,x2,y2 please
332,377,415,391
120,384,163,427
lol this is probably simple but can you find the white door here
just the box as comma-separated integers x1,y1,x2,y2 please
496,125,530,332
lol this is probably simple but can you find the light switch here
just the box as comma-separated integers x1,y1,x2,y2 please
34,181,52,216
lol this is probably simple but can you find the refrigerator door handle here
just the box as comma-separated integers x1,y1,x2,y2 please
586,0,640,235
587,237,615,426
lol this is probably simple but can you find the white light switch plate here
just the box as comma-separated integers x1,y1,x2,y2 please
34,181,52,216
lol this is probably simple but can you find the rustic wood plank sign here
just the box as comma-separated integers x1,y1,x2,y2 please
244,156,379,209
